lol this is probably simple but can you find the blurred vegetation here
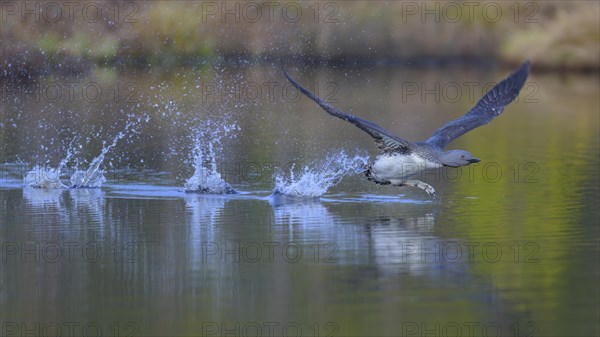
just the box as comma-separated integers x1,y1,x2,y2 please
1,0,598,77
502,2,600,70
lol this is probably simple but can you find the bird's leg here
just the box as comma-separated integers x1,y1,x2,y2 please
402,180,436,198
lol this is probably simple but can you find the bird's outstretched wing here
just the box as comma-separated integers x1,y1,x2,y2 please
283,67,415,154
426,61,530,149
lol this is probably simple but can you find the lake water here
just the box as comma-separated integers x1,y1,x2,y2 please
1,64,599,336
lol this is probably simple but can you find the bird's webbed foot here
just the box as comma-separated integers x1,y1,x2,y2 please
402,180,436,198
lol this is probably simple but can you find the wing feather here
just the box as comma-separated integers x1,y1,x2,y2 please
426,61,530,149
283,67,414,154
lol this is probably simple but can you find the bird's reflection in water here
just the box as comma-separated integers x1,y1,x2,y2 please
269,197,469,281
366,215,470,282
269,195,372,264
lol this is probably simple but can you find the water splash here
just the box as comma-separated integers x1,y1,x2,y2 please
23,149,75,189
184,120,240,194
272,150,368,199
70,132,120,188
24,117,146,189
23,165,69,189
70,117,147,188
69,158,107,188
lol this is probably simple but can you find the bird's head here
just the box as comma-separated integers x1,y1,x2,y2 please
440,150,480,167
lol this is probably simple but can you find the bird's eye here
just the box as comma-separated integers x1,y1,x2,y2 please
461,155,465,158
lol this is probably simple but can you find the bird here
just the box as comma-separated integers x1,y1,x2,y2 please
282,61,530,197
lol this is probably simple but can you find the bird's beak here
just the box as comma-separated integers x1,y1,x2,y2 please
469,158,481,163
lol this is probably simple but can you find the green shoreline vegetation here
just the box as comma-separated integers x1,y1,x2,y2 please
1,1,598,77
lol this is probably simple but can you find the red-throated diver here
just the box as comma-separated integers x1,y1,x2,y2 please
283,61,530,197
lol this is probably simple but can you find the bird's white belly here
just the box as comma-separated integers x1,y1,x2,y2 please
371,154,441,185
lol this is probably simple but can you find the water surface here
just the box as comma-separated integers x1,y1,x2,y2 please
1,65,598,336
